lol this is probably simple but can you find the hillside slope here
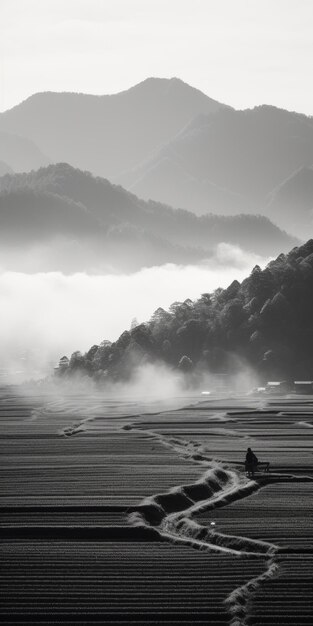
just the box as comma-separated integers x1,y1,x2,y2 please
121,106,313,219
0,130,50,172
265,167,313,238
0,163,298,272
62,239,313,382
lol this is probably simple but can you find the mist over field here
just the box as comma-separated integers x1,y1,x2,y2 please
0,244,267,380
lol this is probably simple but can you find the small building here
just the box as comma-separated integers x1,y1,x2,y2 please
265,381,289,395
293,381,313,394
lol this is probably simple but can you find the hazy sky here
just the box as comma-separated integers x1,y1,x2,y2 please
0,0,312,114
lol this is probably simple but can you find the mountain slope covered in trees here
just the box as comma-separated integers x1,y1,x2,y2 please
0,163,297,272
60,239,313,382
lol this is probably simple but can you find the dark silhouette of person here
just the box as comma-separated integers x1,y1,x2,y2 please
245,447,258,477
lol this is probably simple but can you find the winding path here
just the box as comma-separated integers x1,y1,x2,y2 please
125,413,313,626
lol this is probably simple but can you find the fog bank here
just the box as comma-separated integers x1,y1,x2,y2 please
0,244,269,380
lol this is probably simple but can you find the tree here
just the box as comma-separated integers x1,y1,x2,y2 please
176,319,205,361
130,317,139,331
68,351,85,372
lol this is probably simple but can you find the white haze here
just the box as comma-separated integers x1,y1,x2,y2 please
0,244,269,381
38,360,260,410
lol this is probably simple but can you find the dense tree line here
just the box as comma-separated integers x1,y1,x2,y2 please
58,240,313,384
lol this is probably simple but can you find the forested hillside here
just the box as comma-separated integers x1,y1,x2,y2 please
0,163,297,272
59,240,313,383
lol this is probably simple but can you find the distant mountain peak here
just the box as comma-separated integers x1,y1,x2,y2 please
0,78,227,179
8,76,223,108
117,76,225,108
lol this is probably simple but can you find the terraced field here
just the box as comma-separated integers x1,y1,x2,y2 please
0,386,312,624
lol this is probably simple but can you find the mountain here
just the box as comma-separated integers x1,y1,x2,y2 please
2,79,312,236
60,239,313,383
0,163,298,273
0,184,204,273
265,167,313,239
0,78,226,179
119,153,250,215
0,130,50,172
120,105,313,218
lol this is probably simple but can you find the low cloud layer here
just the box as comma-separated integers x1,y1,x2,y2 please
0,244,269,381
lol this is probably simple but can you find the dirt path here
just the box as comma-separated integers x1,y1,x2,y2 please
1,387,312,625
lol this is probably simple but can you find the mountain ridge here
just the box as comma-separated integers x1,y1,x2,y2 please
1,78,311,239
0,78,226,179
120,104,313,229
0,163,298,273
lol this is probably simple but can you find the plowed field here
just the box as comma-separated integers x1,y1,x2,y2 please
1,386,312,625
